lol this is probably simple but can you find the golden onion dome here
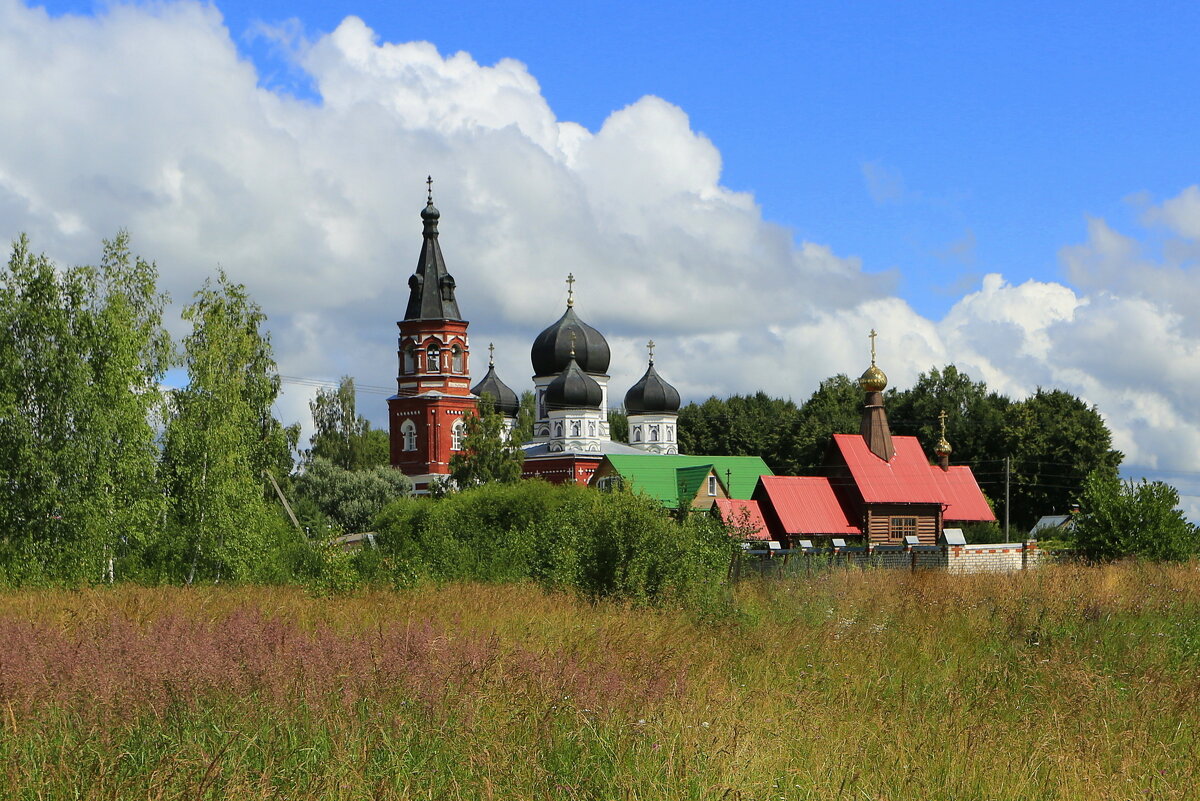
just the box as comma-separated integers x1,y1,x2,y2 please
934,435,952,456
859,363,888,392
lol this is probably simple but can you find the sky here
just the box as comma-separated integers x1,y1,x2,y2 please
4,0,1200,517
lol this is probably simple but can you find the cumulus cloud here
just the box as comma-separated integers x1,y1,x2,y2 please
1,0,1198,515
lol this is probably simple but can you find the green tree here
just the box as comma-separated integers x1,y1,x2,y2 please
787,374,863,472
678,392,801,473
1073,470,1199,561
293,458,410,533
512,390,536,444
449,397,525,487
83,234,173,581
887,365,1010,468
0,235,96,580
608,405,629,443
163,271,292,583
307,376,388,470
0,233,171,583
1002,389,1122,531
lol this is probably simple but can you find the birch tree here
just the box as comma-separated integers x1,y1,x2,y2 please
164,271,290,583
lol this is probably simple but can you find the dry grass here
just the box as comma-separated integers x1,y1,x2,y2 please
2,564,1198,799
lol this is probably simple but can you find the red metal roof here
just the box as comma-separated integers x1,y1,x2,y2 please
757,476,861,536
713,499,771,540
832,434,944,504
929,465,996,522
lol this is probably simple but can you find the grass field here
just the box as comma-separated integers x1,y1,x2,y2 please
2,564,1198,800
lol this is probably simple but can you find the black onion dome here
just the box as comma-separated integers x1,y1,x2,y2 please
624,362,680,415
545,357,602,411
530,307,611,376
471,365,520,417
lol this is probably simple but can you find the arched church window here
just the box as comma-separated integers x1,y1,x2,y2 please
451,420,464,451
667,426,674,442
401,420,417,451
427,345,441,372
570,420,581,437
402,345,415,374
649,425,659,441
554,422,563,438
588,421,596,437
537,390,546,420
451,345,464,373
633,426,642,442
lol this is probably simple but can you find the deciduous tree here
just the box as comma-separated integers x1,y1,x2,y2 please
164,271,291,583
1073,470,1199,561
449,397,524,487
307,376,388,470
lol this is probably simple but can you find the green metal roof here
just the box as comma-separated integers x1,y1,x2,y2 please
600,454,774,506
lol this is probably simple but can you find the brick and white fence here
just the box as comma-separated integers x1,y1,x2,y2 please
736,536,1043,577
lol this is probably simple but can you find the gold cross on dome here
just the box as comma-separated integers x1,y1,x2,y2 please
426,175,433,204
869,328,878,365
566,273,576,307
488,342,495,367
938,409,947,436
647,339,656,363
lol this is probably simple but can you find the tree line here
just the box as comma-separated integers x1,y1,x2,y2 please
669,368,1121,533
2,233,1193,588
0,234,301,584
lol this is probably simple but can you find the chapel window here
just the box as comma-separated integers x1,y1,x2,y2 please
451,345,464,373
427,345,441,372
890,517,917,542
451,420,465,451
401,420,417,451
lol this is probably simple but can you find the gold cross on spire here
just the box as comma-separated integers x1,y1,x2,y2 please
488,342,495,367
869,328,878,365
566,273,575,307
938,409,947,437
647,339,656,363
426,175,433,204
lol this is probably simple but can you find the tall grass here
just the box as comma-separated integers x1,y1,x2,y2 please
2,563,1198,799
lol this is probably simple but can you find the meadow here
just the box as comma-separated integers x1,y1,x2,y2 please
2,563,1198,800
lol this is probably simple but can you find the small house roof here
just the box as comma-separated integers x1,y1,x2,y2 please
714,499,771,540
756,476,861,536
600,454,773,501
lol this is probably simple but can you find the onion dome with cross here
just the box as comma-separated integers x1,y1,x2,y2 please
624,340,681,414
471,343,521,417
530,273,611,377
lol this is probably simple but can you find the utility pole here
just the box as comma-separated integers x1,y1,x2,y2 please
263,469,302,533
1004,456,1011,541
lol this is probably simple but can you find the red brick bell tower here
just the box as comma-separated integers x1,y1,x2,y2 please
388,178,476,492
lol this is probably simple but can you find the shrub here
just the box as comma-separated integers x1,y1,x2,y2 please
1073,470,1200,562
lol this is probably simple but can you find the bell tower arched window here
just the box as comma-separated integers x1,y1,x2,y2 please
427,344,441,372
402,345,415,374
401,420,417,451
451,345,464,373
451,420,465,451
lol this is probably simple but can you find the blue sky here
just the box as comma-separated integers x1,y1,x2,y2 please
149,0,1200,315
37,0,1200,317
6,0,1200,514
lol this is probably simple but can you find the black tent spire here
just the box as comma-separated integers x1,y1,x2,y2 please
404,176,462,321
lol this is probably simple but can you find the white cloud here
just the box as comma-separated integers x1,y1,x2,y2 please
2,0,1199,510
